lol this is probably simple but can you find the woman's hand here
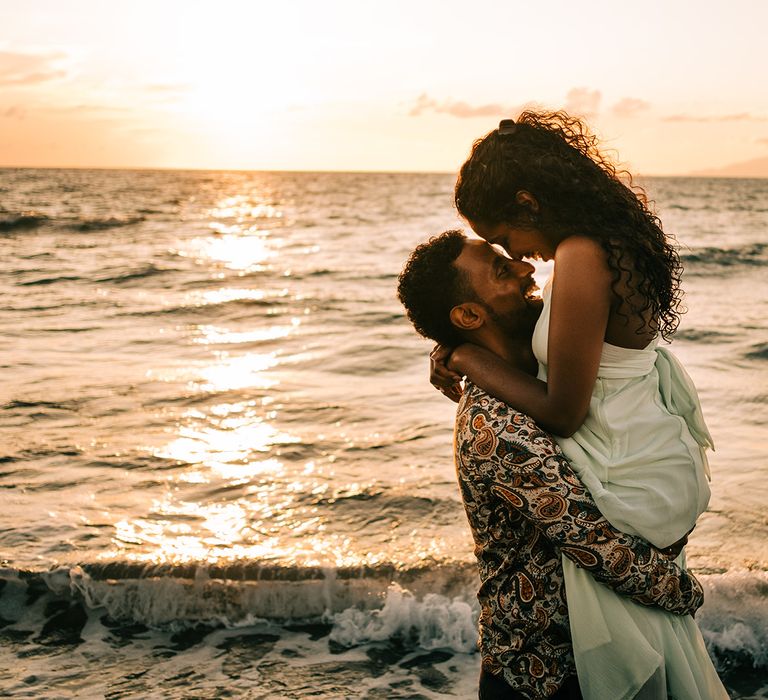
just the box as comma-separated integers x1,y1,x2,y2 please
430,343,463,402
659,527,694,559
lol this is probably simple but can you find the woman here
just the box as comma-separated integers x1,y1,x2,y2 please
433,112,727,699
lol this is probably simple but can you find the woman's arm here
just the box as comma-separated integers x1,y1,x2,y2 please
450,236,613,436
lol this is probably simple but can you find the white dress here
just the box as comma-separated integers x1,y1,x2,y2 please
531,279,727,700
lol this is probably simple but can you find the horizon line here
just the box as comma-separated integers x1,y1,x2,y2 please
1,163,766,180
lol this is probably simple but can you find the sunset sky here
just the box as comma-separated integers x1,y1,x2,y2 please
1,0,767,175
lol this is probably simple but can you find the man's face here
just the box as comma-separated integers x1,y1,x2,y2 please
468,220,556,262
454,239,542,335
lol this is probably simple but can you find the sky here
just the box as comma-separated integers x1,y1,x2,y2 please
1,0,767,175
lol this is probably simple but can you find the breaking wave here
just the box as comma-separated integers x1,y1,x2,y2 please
1,562,766,670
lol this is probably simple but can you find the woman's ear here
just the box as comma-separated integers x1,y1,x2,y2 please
450,303,484,332
515,190,539,213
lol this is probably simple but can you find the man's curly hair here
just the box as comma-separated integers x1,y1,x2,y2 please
397,230,476,347
455,110,684,340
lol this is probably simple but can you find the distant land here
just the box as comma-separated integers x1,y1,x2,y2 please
690,155,768,178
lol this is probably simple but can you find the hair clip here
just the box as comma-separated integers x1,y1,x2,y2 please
498,119,516,135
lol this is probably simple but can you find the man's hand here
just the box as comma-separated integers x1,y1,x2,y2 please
430,343,463,402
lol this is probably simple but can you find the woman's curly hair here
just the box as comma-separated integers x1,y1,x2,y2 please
454,110,683,340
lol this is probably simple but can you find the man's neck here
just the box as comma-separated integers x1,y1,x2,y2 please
472,328,538,377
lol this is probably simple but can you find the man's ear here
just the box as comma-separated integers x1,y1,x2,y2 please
515,190,539,213
450,303,485,332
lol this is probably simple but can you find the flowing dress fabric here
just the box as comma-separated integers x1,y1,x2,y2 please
531,279,727,700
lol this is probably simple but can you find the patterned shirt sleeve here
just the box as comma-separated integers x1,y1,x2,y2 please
463,393,704,616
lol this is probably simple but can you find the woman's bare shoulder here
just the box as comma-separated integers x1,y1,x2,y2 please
554,236,611,281
555,235,605,258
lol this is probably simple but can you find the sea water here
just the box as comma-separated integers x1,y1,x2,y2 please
1,169,766,698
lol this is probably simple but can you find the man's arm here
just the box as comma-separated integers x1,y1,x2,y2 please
457,391,703,616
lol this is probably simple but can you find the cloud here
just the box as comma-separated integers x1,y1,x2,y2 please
145,83,188,92
410,88,647,122
409,93,522,118
55,103,132,114
662,112,768,122
563,87,601,118
1,105,26,119
612,97,651,118
143,83,190,100
0,51,67,86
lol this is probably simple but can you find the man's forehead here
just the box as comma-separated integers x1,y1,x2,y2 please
456,239,497,270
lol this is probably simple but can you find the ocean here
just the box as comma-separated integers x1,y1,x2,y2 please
1,168,766,698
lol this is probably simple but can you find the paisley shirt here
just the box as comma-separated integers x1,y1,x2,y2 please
455,382,704,700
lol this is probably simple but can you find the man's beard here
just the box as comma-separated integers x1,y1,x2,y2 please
481,302,537,341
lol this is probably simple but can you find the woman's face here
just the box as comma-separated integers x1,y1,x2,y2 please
468,220,557,262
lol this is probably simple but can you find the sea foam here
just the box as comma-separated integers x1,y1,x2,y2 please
2,563,766,670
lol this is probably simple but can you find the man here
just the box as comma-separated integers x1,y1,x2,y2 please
396,230,703,700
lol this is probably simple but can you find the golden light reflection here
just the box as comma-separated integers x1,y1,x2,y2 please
155,395,299,472
201,502,249,544
112,466,415,568
199,352,278,391
111,459,370,566
209,196,282,222
146,352,279,391
109,520,403,568
158,419,297,467
188,287,289,308
110,439,459,567
113,514,283,564
208,222,243,236
194,320,299,345
112,488,298,564
126,335,401,569
186,233,273,272
179,458,283,485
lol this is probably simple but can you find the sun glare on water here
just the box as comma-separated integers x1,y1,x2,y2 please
110,183,328,567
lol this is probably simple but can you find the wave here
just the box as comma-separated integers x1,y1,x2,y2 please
744,342,768,361
0,212,146,234
0,212,49,232
17,274,83,286
1,563,766,670
116,295,289,319
14,264,174,287
324,343,418,375
674,329,738,343
698,569,768,669
93,263,173,284
345,310,408,327
3,399,81,412
68,215,145,231
681,242,767,271
1,561,477,630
